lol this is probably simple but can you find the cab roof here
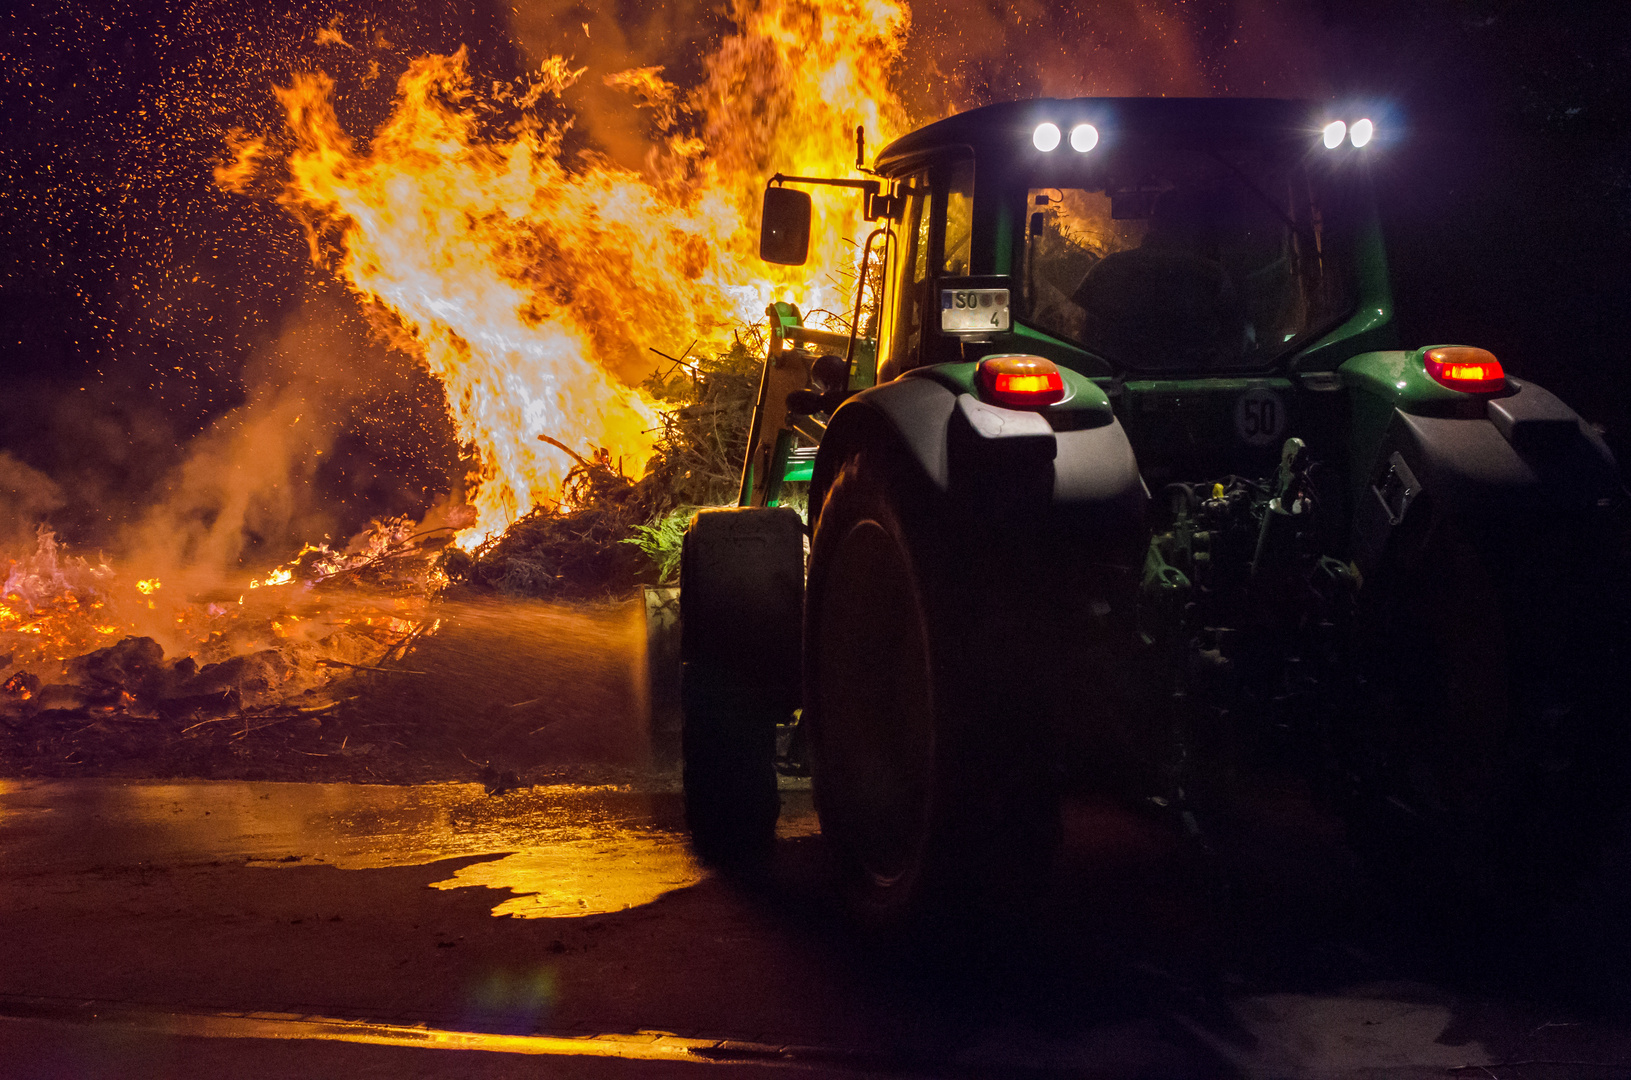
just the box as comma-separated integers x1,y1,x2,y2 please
873,97,1320,177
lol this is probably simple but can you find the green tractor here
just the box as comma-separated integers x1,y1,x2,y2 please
679,98,1628,928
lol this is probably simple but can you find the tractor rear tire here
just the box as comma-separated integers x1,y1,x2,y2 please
1346,512,1628,931
805,448,1061,931
680,507,804,870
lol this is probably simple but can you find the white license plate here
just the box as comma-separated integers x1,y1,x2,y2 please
940,288,1010,333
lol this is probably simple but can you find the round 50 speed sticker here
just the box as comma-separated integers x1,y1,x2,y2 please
1234,387,1286,447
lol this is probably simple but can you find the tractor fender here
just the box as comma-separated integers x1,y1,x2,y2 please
811,375,1148,545
1350,377,1622,570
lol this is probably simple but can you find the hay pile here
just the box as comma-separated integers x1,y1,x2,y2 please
442,329,764,600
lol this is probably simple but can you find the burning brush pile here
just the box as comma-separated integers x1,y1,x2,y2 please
442,329,764,598
0,0,911,778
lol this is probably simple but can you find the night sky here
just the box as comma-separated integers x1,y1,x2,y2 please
1,0,1628,552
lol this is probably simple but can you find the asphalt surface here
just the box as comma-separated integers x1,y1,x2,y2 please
4,599,1631,1078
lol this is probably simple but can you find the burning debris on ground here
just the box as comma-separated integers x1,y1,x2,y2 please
0,631,399,782
0,518,450,781
443,443,660,600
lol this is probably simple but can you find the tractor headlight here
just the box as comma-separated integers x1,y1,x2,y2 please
1322,120,1347,149
1032,122,1061,152
1349,118,1374,147
1070,123,1099,152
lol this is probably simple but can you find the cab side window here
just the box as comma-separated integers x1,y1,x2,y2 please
879,154,977,381
940,158,974,276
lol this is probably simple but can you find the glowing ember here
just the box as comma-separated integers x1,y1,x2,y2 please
250,568,295,590
1,530,119,659
0,521,442,710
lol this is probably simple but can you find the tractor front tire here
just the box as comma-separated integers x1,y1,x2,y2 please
680,507,804,870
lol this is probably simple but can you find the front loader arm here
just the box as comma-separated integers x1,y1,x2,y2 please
738,303,874,508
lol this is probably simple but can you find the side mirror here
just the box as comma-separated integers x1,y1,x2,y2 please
760,187,811,265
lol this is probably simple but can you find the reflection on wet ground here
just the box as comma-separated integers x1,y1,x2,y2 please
5,583,1631,1077
6,775,1631,1075
0,778,813,918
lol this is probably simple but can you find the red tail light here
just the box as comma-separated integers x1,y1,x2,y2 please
978,355,1065,408
1423,346,1506,393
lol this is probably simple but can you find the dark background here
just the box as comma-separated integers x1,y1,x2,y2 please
0,0,1627,552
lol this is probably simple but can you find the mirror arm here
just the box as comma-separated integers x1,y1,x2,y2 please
769,173,876,192
767,174,901,222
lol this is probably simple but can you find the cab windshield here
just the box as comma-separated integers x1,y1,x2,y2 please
1018,145,1348,373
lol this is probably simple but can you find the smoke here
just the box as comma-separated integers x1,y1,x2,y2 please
0,452,66,554
110,282,460,589
901,0,1332,111
119,387,331,591
507,0,731,174
507,0,1334,168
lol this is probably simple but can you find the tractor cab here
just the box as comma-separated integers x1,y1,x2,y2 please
743,98,1392,505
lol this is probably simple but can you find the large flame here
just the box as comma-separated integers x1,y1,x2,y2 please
3,0,915,676
236,0,912,548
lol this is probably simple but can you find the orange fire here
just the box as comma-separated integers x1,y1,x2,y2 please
0,531,121,662
224,0,912,548
1,0,915,676
0,522,441,680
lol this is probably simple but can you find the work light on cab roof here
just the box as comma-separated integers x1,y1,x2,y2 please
1322,117,1376,149
1032,121,1099,152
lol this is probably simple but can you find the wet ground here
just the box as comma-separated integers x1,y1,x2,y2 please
5,598,1631,1077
